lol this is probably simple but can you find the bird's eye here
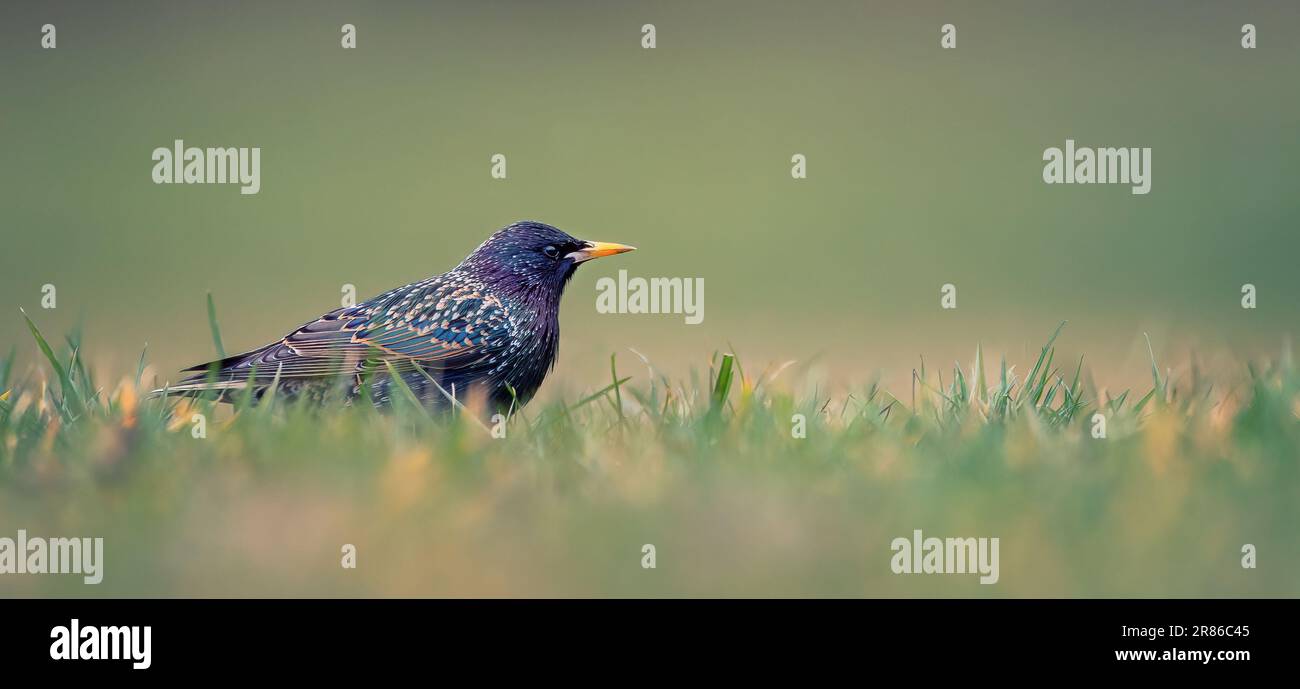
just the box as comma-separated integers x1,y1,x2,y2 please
542,245,560,259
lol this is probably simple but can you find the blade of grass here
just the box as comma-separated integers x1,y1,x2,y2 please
1144,332,1162,393
233,365,259,411
1022,321,1066,409
135,343,149,387
410,365,491,432
21,308,83,418
382,361,427,417
711,353,735,414
207,292,226,359
0,345,14,390
568,376,633,412
259,363,285,412
610,353,626,426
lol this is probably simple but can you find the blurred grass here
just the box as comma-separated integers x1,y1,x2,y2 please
0,315,1297,597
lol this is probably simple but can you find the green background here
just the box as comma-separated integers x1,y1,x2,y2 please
2,0,1297,395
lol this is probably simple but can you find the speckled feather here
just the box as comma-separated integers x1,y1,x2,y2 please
168,221,621,411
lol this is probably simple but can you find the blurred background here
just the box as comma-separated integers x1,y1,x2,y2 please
1,0,1298,600
2,0,1298,395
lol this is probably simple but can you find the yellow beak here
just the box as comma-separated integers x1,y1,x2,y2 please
567,240,636,263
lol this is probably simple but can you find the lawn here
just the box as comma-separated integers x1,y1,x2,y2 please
1,317,1296,597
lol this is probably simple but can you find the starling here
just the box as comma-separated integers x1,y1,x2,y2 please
163,221,634,410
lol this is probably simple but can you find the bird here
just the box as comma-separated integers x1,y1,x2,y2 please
160,221,634,411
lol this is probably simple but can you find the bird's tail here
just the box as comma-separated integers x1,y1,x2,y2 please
148,346,268,400
147,379,251,400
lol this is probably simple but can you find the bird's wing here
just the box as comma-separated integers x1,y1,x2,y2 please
182,277,513,385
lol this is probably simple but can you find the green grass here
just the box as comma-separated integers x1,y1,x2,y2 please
1,314,1297,597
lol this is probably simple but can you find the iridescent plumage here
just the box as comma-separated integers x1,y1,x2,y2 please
164,221,634,410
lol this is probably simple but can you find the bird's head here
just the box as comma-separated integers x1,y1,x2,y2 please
459,221,635,299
